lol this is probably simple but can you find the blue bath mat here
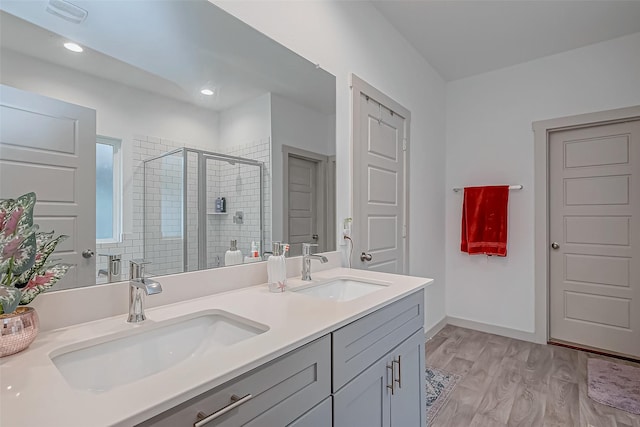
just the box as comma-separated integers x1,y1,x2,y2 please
426,366,461,424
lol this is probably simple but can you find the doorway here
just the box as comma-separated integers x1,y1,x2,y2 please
351,75,410,274
534,106,640,359
282,146,335,256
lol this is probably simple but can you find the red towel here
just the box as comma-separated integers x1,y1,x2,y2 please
461,186,509,256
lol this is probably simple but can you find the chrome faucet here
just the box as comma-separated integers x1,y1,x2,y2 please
128,260,162,323
301,243,328,281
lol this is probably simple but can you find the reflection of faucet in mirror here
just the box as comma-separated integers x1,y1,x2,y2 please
128,260,162,323
98,253,121,283
301,243,328,281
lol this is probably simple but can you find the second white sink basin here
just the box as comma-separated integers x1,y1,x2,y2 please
294,277,389,302
50,310,268,393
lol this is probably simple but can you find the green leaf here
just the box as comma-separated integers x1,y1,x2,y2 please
0,285,21,314
15,232,68,289
19,263,70,305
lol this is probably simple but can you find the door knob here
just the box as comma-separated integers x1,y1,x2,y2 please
551,242,560,250
360,252,373,262
312,234,319,240
82,249,95,258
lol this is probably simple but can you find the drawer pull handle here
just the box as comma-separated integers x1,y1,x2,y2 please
386,364,395,395
393,356,402,389
194,394,253,427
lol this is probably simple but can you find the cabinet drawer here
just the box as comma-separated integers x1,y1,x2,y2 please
138,335,330,427
288,397,332,427
332,289,423,391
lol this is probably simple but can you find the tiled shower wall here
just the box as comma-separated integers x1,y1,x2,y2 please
96,135,271,281
206,138,271,267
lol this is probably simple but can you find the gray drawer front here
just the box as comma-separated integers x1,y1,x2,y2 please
332,290,424,391
138,335,330,427
288,397,332,427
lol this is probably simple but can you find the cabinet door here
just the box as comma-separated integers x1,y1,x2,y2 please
389,330,425,427
288,397,332,427
333,290,423,391
137,336,330,427
333,357,391,427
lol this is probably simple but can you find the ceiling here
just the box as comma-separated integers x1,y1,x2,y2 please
0,1,335,114
371,0,640,81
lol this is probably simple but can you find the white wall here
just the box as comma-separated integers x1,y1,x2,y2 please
218,92,271,149
445,32,640,334
214,1,447,331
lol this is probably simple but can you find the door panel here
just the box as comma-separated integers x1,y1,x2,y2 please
549,119,640,358
356,94,406,273
287,156,318,256
390,330,425,427
0,84,96,290
333,357,390,427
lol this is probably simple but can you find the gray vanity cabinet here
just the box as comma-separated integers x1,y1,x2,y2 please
288,397,332,426
389,330,426,426
137,335,330,427
333,355,391,427
138,289,425,427
333,290,425,427
333,330,425,427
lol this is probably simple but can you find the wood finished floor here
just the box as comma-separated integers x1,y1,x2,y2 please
426,325,640,427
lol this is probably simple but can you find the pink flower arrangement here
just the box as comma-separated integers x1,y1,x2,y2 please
0,193,69,314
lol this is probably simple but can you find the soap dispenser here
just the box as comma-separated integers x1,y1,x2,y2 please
224,240,243,266
267,242,287,292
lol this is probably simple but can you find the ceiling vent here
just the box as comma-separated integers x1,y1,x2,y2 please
46,0,88,24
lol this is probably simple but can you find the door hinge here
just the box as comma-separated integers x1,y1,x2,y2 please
402,139,407,151
402,224,407,238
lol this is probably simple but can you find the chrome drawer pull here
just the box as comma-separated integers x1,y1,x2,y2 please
386,363,395,395
194,393,253,427
393,356,402,389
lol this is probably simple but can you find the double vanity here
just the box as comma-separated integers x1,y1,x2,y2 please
0,267,431,426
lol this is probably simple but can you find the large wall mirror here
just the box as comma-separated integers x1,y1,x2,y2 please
0,0,336,289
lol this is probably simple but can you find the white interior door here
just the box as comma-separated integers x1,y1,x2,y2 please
354,91,407,274
549,119,640,358
0,84,96,290
287,156,319,256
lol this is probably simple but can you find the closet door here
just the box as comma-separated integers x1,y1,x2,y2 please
549,119,640,358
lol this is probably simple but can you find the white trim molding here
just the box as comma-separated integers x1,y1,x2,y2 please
447,316,538,343
532,105,640,345
425,316,448,340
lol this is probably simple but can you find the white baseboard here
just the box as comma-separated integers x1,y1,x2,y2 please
424,317,448,341
446,316,540,343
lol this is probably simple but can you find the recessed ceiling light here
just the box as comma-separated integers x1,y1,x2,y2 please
200,88,214,96
63,42,83,53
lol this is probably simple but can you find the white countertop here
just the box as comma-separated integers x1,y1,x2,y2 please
0,268,432,427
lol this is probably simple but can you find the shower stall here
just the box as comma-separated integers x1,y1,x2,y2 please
143,147,264,276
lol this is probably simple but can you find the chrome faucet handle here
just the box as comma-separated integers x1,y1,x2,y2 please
129,259,151,280
302,243,318,256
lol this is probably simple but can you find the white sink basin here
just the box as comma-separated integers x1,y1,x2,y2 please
50,311,268,393
294,277,389,302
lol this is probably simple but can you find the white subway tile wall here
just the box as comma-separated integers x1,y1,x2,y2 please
96,136,271,281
